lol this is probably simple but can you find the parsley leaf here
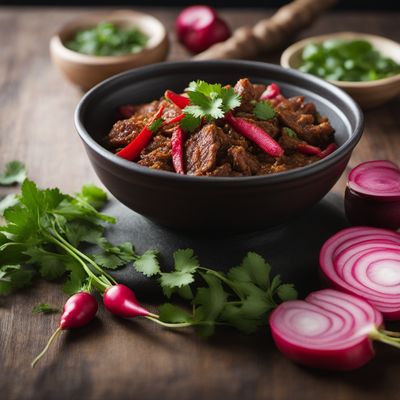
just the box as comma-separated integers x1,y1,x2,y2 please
75,184,108,209
0,194,19,216
0,265,34,295
283,127,298,138
32,303,60,314
277,283,298,301
0,161,27,186
253,101,276,120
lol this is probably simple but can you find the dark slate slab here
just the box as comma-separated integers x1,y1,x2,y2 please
103,192,348,299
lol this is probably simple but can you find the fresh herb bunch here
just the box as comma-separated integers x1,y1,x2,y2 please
134,249,297,336
66,22,149,57
0,179,150,295
180,80,241,132
299,39,400,82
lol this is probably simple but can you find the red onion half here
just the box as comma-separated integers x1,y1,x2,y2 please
319,227,400,320
270,289,400,371
176,6,231,54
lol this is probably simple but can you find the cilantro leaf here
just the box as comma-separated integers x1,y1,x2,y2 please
160,271,195,288
283,127,298,138
149,117,164,133
0,264,34,295
174,249,199,273
75,184,108,209
277,283,298,301
0,161,27,186
0,194,19,216
180,113,201,132
134,249,160,277
92,242,135,269
25,248,66,280
64,220,104,247
182,80,241,130
158,303,193,323
63,259,87,295
32,303,60,314
253,101,276,120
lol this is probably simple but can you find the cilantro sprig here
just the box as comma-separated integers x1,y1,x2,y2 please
180,80,241,132
0,179,152,296
133,249,297,336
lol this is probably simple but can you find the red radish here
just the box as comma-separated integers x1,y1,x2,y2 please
176,6,231,54
31,292,98,367
103,284,156,318
260,83,281,100
270,289,400,371
348,160,400,201
318,143,337,159
296,143,322,156
319,227,400,320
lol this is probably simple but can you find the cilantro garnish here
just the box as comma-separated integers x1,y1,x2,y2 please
181,80,241,132
133,249,297,337
283,127,298,138
149,117,164,133
253,101,276,120
0,161,27,186
0,179,139,296
32,303,60,315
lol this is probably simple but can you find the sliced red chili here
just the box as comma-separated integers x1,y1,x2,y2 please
116,105,165,161
225,112,284,158
171,126,186,174
318,143,337,158
165,90,190,109
297,143,322,156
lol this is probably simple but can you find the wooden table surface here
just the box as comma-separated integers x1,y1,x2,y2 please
1,7,399,400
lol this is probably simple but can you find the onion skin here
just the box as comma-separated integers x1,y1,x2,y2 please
270,289,383,371
345,187,400,230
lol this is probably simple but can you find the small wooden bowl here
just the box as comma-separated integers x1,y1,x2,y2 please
281,32,400,108
50,10,169,90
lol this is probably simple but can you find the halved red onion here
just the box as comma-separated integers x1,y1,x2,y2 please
345,187,400,230
270,289,383,370
176,5,217,39
348,160,400,201
320,227,400,320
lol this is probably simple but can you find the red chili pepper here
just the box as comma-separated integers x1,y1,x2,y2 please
117,104,136,119
165,90,190,109
116,105,165,161
171,126,186,174
297,143,322,156
260,83,281,100
225,112,284,158
318,143,337,159
162,113,185,127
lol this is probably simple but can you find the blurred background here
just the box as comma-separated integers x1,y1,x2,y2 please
1,0,399,9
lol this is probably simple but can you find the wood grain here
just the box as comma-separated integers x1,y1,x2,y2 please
0,7,399,400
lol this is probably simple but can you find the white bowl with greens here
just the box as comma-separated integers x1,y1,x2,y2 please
281,32,400,108
50,10,169,90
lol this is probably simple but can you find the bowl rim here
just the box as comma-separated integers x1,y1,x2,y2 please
280,32,400,88
75,59,364,186
50,9,167,65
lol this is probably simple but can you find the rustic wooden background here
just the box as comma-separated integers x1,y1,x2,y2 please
0,7,399,400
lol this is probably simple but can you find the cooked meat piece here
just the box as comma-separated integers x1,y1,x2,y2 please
207,163,233,177
279,129,303,152
138,136,172,171
185,124,225,175
228,146,261,175
276,97,334,146
234,78,259,113
107,117,146,149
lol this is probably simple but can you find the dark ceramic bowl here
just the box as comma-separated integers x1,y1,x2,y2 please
75,60,363,232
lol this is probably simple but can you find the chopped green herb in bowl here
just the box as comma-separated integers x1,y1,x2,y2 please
66,22,149,57
298,39,400,82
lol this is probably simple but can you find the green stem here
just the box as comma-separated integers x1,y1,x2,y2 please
199,267,244,299
45,232,108,291
51,228,117,286
369,326,400,349
145,316,228,329
31,327,62,368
